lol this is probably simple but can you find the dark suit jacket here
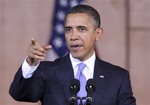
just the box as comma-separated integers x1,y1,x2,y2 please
9,54,136,105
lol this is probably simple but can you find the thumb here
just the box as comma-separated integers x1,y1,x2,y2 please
31,38,39,45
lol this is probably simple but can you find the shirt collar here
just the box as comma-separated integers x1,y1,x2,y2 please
70,52,96,72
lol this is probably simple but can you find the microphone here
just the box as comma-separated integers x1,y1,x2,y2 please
69,79,80,105
85,79,96,105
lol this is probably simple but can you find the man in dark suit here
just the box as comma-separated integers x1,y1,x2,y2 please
9,5,136,105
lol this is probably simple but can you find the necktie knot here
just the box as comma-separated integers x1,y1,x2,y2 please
76,63,86,79
78,63,86,72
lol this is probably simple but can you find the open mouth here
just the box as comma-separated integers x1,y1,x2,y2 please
70,45,83,50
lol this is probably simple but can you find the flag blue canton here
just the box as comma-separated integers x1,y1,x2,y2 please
50,0,85,57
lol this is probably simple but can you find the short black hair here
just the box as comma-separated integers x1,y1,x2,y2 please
65,5,101,28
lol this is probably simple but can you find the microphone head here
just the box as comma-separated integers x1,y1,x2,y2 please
70,79,80,95
86,79,96,94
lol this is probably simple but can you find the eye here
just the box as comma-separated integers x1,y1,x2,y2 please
65,27,72,33
77,26,87,32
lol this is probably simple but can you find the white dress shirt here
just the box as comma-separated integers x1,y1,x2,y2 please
22,52,96,79
70,52,96,80
22,57,40,78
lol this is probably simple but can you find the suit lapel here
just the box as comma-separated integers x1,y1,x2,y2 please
93,57,112,101
55,55,74,102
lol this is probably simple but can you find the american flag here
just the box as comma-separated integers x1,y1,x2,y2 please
46,0,85,61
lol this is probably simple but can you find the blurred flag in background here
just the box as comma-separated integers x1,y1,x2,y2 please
46,0,85,61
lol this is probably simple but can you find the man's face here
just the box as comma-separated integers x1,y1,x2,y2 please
65,13,102,61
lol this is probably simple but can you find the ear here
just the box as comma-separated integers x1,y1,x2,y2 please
95,27,103,41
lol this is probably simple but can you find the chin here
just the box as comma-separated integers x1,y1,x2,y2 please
71,52,80,58
71,53,84,61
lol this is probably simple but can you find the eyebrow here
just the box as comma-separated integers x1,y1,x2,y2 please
65,25,87,29
77,26,87,29
65,26,72,29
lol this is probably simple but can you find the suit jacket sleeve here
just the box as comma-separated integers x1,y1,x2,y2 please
9,65,44,102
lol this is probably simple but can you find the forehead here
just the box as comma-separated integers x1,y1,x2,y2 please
65,13,94,27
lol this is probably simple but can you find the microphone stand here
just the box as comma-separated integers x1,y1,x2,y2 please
70,96,92,105
77,97,89,105
85,97,92,105
77,97,83,105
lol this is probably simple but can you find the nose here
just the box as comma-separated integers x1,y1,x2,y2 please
70,29,79,41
